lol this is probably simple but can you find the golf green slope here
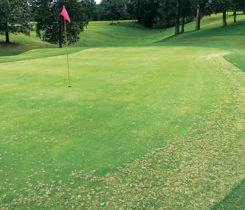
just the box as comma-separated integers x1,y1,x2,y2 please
0,14,244,209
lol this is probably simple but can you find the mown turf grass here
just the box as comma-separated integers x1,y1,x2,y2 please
212,179,245,210
0,14,244,209
0,30,54,56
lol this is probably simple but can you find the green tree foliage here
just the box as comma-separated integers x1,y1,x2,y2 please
32,0,88,48
93,4,104,21
132,0,193,31
135,0,159,27
231,0,245,23
128,0,243,31
90,0,245,32
100,0,127,23
210,0,232,27
179,0,193,33
154,0,175,29
0,0,32,43
190,0,211,31
125,0,137,19
81,0,97,21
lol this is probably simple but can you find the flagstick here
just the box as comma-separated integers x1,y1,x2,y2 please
64,19,72,88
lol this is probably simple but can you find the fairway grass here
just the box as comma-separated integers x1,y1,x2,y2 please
0,14,245,209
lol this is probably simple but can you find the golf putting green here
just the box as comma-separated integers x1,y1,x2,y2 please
0,14,244,209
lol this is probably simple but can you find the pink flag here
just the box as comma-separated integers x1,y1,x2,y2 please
60,6,71,23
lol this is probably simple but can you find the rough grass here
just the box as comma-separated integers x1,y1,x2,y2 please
0,13,244,209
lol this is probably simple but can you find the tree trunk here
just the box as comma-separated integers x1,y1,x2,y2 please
175,0,180,35
181,16,185,33
195,4,201,31
5,23,10,43
223,11,227,27
59,21,62,48
234,10,237,23
175,18,179,35
59,41,62,48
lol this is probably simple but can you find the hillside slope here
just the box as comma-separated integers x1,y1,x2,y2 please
78,13,245,49
1,13,245,69
0,31,54,56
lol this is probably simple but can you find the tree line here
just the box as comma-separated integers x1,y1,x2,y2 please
0,0,96,47
103,0,245,33
1,0,245,47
